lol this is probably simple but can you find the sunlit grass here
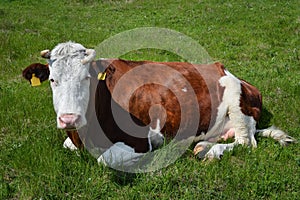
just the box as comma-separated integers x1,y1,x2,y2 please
0,0,299,199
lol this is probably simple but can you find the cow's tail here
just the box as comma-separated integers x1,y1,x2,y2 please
255,126,297,146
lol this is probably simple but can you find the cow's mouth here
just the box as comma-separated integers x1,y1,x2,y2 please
58,114,81,130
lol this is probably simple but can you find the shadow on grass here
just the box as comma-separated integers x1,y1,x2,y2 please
257,106,273,129
110,170,138,186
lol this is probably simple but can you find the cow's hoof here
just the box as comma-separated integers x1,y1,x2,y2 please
63,137,78,151
193,141,213,159
97,155,107,166
203,150,223,161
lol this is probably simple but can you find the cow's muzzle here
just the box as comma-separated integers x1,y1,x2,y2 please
58,114,81,129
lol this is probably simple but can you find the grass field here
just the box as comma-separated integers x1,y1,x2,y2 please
1,0,299,199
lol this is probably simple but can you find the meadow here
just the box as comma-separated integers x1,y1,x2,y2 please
0,0,299,199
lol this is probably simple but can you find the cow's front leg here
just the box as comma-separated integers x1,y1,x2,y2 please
66,130,84,149
63,137,78,151
203,143,235,160
97,142,144,168
148,119,164,151
63,130,84,151
194,141,236,160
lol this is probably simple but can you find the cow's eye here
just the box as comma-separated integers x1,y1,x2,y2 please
50,79,58,87
48,59,57,66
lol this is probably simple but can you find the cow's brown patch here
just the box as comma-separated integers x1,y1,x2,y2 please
240,80,262,121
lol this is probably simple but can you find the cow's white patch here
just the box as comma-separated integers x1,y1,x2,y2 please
181,87,187,92
63,137,78,151
204,142,235,160
148,119,164,151
219,74,257,147
193,74,242,142
224,69,236,78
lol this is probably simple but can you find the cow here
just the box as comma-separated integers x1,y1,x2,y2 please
23,42,296,169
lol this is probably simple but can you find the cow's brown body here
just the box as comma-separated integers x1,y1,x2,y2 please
103,60,227,136
75,59,261,153
93,59,261,133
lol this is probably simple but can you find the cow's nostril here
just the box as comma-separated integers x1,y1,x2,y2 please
74,115,81,124
59,114,81,129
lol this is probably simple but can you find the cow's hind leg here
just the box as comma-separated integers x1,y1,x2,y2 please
221,74,258,148
194,128,237,160
201,114,258,160
256,126,297,146
195,74,259,160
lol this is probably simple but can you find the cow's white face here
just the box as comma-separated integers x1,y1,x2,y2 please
44,42,96,129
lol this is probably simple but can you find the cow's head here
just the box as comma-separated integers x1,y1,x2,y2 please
47,42,96,129
23,42,96,129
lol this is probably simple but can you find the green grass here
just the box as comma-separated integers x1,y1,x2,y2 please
1,0,299,199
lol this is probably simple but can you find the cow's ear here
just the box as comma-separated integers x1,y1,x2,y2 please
22,63,50,85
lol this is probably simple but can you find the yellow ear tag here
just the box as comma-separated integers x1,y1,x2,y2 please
31,73,41,86
97,72,107,80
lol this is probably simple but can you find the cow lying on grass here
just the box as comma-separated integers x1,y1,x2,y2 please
23,42,296,169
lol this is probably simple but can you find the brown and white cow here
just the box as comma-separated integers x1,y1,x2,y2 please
23,42,296,168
